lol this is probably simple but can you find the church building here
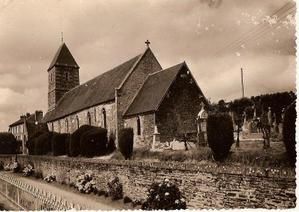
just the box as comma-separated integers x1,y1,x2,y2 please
43,42,207,145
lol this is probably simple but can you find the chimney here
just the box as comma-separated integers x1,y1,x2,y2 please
35,110,43,123
26,113,30,118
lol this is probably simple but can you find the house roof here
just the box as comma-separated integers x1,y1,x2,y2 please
9,114,35,127
124,62,186,117
43,53,142,122
48,43,79,71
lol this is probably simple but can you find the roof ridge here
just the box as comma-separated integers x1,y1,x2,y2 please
57,53,142,100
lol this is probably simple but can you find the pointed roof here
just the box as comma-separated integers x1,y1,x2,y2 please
48,43,79,71
124,62,186,117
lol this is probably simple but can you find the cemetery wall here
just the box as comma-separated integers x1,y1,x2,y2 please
0,155,295,209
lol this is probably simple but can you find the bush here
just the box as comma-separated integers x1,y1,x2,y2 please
74,172,97,194
44,174,56,183
27,129,49,155
70,125,99,157
282,102,296,166
51,133,69,156
207,113,234,161
80,127,108,157
34,132,53,155
107,176,123,200
0,132,18,154
142,178,186,210
23,163,34,177
118,128,134,160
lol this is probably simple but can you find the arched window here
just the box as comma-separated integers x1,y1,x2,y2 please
137,116,141,136
58,120,61,133
102,108,107,129
76,116,80,129
51,122,54,131
94,108,97,123
87,112,91,125
65,119,69,133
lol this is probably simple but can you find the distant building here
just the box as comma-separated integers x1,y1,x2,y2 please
9,111,44,154
43,42,208,145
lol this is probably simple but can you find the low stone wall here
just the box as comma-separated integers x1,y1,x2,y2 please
0,155,296,209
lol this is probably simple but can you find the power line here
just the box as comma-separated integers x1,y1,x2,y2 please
226,7,295,54
214,2,295,55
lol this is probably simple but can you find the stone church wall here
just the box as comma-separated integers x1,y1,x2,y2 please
156,67,202,143
123,113,155,148
117,49,162,134
48,102,116,135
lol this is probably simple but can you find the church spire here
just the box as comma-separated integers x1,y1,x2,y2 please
47,43,79,71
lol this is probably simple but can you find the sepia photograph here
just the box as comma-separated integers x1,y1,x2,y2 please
0,0,297,210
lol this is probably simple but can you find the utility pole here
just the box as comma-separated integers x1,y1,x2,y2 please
241,68,244,98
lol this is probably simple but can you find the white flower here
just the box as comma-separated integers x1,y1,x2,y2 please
175,199,180,204
158,183,162,187
155,195,160,199
164,178,169,183
165,192,170,196
167,183,170,187
180,198,185,202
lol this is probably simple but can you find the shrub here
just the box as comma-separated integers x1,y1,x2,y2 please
51,133,69,156
70,125,97,157
142,178,187,210
23,163,34,177
118,128,134,160
282,102,296,166
80,127,108,157
34,132,53,155
107,176,123,200
207,113,234,161
11,161,21,173
74,172,97,194
0,161,3,171
0,132,18,154
44,174,56,183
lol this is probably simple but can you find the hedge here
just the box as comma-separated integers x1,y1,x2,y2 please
282,102,296,166
69,125,94,157
52,133,70,156
207,113,234,161
118,128,134,160
0,132,18,154
80,127,108,157
34,132,53,155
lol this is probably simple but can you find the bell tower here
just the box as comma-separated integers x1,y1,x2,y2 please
47,43,80,111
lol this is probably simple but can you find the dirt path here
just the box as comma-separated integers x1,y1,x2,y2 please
1,172,127,210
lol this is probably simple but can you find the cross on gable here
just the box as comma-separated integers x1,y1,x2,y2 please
145,39,150,47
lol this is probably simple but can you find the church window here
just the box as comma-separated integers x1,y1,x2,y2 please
65,72,70,81
76,116,80,129
102,108,107,129
94,108,97,123
58,120,61,133
87,112,91,125
65,119,69,133
51,122,54,131
137,116,141,136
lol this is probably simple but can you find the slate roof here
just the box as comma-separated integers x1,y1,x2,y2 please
43,54,142,122
48,43,79,71
9,114,35,127
124,62,186,117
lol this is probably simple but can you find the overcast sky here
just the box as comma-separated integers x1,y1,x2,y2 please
0,0,296,131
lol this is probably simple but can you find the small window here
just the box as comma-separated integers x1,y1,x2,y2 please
65,119,69,133
102,108,107,129
76,116,80,129
87,112,91,125
65,72,70,81
58,120,61,133
137,116,141,136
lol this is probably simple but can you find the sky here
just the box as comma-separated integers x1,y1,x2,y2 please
0,0,296,131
